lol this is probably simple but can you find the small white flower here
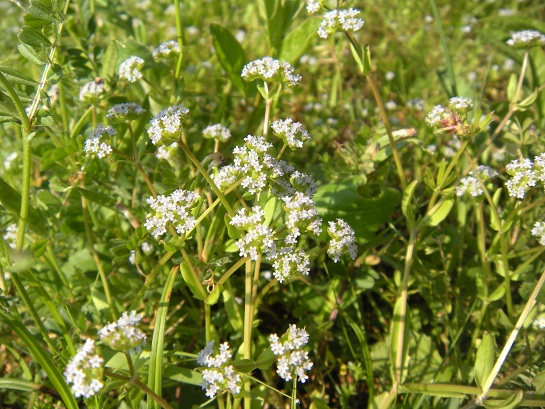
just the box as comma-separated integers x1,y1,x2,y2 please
144,190,200,239
230,206,276,260
147,105,189,145
64,339,104,398
203,124,232,142
2,223,17,248
106,102,146,123
79,78,105,102
327,219,357,262
152,40,180,61
531,221,545,246
197,341,242,398
506,30,545,48
271,246,310,283
119,56,145,82
505,158,536,199
99,311,146,354
449,96,473,113
306,0,322,14
318,8,364,39
271,118,310,149
269,325,313,383
425,105,447,127
385,71,396,81
84,125,117,158
241,57,301,87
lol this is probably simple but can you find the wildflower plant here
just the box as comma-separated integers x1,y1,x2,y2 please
3,1,545,409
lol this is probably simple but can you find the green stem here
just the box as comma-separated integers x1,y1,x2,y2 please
473,266,545,406
173,0,184,85
263,82,271,137
104,370,174,409
130,251,175,310
178,139,235,216
243,259,254,409
217,257,250,286
291,377,297,409
204,303,211,342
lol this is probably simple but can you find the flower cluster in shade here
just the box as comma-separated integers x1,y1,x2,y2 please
99,311,146,355
84,125,117,158
271,118,311,149
106,102,146,124
119,56,145,83
317,8,364,39
456,165,499,198
532,221,545,246
147,105,189,145
533,317,545,329
327,219,358,263
197,341,242,398
505,154,545,199
269,325,313,383
241,57,301,87
425,97,474,137
64,339,104,398
203,124,232,142
79,78,105,103
152,40,180,61
3,223,17,248
144,189,200,239
506,30,545,49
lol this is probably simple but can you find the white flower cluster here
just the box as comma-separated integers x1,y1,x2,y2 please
203,124,232,142
271,118,311,149
317,8,364,39
425,105,447,127
106,102,146,124
155,142,178,162
306,0,322,14
84,124,118,158
425,97,474,136
506,30,545,49
448,96,473,113
505,158,537,199
197,341,242,398
99,311,146,354
147,105,189,145
119,56,145,82
531,221,545,246
327,219,358,262
230,206,276,260
456,165,499,197
152,40,180,61
241,56,301,87
533,317,545,329
282,192,322,244
64,339,104,398
3,223,17,248
271,246,310,283
79,78,105,102
269,325,313,383
144,190,199,239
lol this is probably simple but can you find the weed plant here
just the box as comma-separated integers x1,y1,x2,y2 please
1,0,545,408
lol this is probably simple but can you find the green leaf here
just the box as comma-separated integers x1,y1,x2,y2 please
258,0,287,52
77,187,116,208
262,194,278,227
314,177,400,241
534,371,545,394
506,74,517,103
474,332,495,390
419,196,454,227
206,283,223,305
163,366,202,386
402,180,418,226
223,287,243,332
349,42,371,76
180,262,206,301
18,43,46,65
0,178,47,236
390,297,410,384
148,266,177,409
0,91,20,119
210,23,250,97
0,66,38,86
0,379,42,393
100,41,119,80
278,17,321,64
483,390,523,409
0,309,78,409
27,0,58,23
19,25,51,47
513,89,538,112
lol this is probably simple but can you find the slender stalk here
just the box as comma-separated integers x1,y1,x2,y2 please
263,82,272,137
173,0,184,85
178,140,235,216
291,377,297,409
217,257,250,286
204,303,211,342
104,370,174,409
243,259,254,409
470,267,545,407
130,251,175,310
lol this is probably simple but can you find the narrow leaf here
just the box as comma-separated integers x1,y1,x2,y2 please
180,262,207,301
27,1,58,23
474,332,495,390
18,43,46,65
210,23,250,97
483,390,523,409
419,196,454,227
401,180,418,225
19,25,51,47
0,66,38,86
148,266,177,409
0,309,78,409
